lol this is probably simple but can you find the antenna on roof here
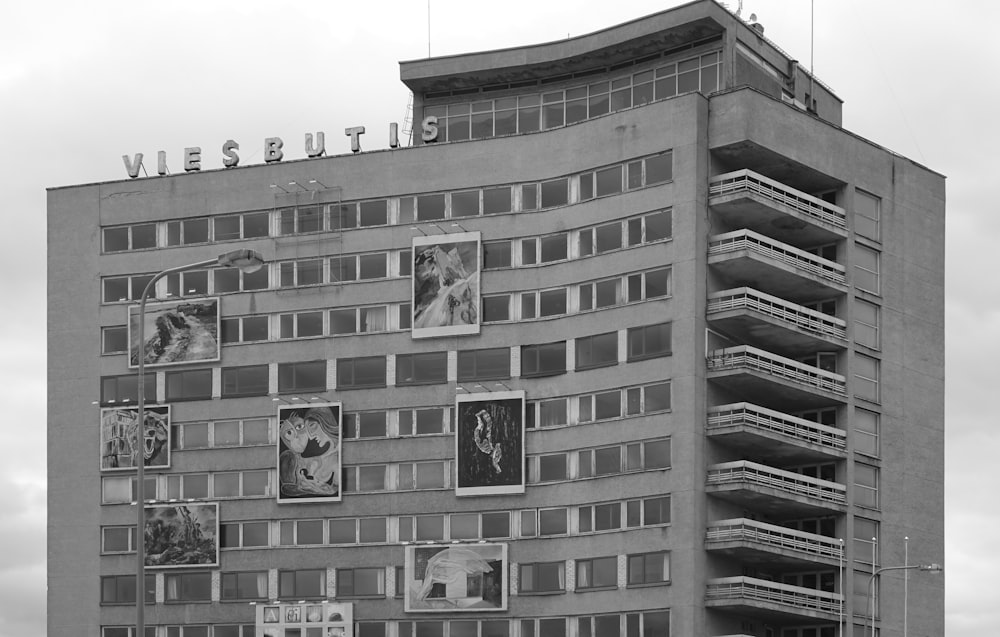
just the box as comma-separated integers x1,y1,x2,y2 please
427,0,432,57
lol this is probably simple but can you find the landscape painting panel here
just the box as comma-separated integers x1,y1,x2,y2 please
100,405,170,471
411,231,481,338
455,391,525,496
128,297,220,368
277,403,342,504
404,543,507,612
144,502,218,568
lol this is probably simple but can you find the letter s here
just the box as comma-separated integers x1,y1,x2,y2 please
421,116,439,143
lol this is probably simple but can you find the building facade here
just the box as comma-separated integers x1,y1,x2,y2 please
47,2,945,636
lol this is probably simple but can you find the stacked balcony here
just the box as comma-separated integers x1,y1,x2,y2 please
706,576,843,622
707,345,846,410
707,402,846,462
706,518,843,568
706,460,846,517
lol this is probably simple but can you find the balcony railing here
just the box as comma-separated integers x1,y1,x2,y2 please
706,518,844,561
708,287,847,340
709,169,847,229
707,345,847,395
707,460,847,505
708,229,847,285
707,402,847,452
706,575,843,615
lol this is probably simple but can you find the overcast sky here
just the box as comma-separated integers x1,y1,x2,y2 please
3,1,995,635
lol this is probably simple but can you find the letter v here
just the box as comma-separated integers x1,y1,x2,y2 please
122,153,144,178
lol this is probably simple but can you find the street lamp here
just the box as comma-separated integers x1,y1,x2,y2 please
133,249,265,637
864,563,942,637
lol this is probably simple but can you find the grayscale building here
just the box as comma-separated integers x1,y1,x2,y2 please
47,1,945,636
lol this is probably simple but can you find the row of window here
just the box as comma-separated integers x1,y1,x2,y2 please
104,609,671,637
99,323,672,403
102,552,669,606
102,434,670,504
101,152,672,253
424,47,721,141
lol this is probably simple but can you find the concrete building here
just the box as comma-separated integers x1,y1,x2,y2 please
47,2,945,636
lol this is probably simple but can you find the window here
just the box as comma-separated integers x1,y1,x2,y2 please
220,316,269,344
595,222,623,253
854,299,880,350
398,407,447,436
577,556,618,590
278,360,326,393
854,407,879,457
417,193,446,220
519,562,565,593
538,453,568,482
338,356,386,389
279,310,324,339
855,189,881,241
579,278,622,311
457,347,510,381
628,439,671,470
165,473,209,499
854,244,880,294
100,373,155,406
854,463,879,509
166,218,209,245
165,369,212,401
538,508,568,535
331,203,358,230
627,209,672,245
221,365,269,397
278,569,326,599
540,178,568,208
483,186,512,214
853,353,880,403
102,273,154,303
398,461,446,490
359,199,389,226
538,288,567,317
101,326,128,354
278,259,323,288
579,502,622,533
220,521,269,548
102,526,136,553
576,332,619,370
279,519,324,546
102,475,156,504
854,518,879,565
396,352,448,385
451,190,480,217
483,241,511,269
539,233,568,262
628,552,670,586
343,411,388,439
627,267,671,302
626,381,672,414
164,572,211,602
214,211,269,240
533,398,568,428
103,223,157,252
279,206,323,235
101,574,154,604
521,341,566,377
628,323,672,361
359,253,388,279
482,295,511,322
330,255,358,282
346,465,387,492
337,567,385,598
221,571,268,601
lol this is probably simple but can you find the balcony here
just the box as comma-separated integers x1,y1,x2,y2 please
706,460,847,517
709,169,847,245
708,230,847,302
706,518,843,568
707,287,847,357
707,402,846,462
706,576,842,622
707,345,846,410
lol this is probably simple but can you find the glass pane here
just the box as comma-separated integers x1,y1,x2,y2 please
451,190,480,217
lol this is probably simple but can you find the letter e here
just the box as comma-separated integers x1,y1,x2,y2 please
184,147,202,172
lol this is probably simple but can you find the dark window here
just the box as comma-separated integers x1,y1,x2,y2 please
417,194,446,220
539,234,567,262
521,341,566,378
220,571,267,600
483,187,512,214
627,323,672,361
576,332,619,370
482,295,510,322
330,256,358,282
519,562,565,593
102,326,128,354
538,454,568,482
330,309,357,335
396,352,448,386
277,360,326,393
101,574,154,604
337,568,385,598
278,569,326,599
359,200,388,227
539,508,567,535
359,253,387,279
165,369,212,402
164,572,212,602
483,241,512,269
627,551,669,585
337,356,386,389
451,190,480,217
221,365,269,397
457,347,510,381
595,222,622,253
540,178,568,208
576,556,618,589
644,152,673,185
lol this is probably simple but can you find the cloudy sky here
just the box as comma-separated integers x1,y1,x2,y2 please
3,0,995,635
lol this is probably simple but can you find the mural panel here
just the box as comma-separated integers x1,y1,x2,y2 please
455,391,525,496
411,232,481,338
128,297,221,368
277,403,342,503
99,405,170,471
144,502,218,568
257,601,353,637
404,543,507,612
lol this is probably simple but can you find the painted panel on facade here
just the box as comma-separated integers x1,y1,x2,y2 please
411,231,481,338
257,602,353,636
404,543,507,612
277,403,342,503
455,391,525,496
99,405,170,471
144,502,218,568
128,297,221,367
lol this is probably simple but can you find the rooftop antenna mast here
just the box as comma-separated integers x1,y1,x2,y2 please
809,0,815,109
427,0,432,57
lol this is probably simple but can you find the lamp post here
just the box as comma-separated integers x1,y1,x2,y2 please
134,249,265,637
864,563,942,637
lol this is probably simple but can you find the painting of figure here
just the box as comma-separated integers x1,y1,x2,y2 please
455,391,525,496
404,543,507,612
143,503,218,568
277,403,342,503
100,405,170,471
128,297,220,368
411,232,481,338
